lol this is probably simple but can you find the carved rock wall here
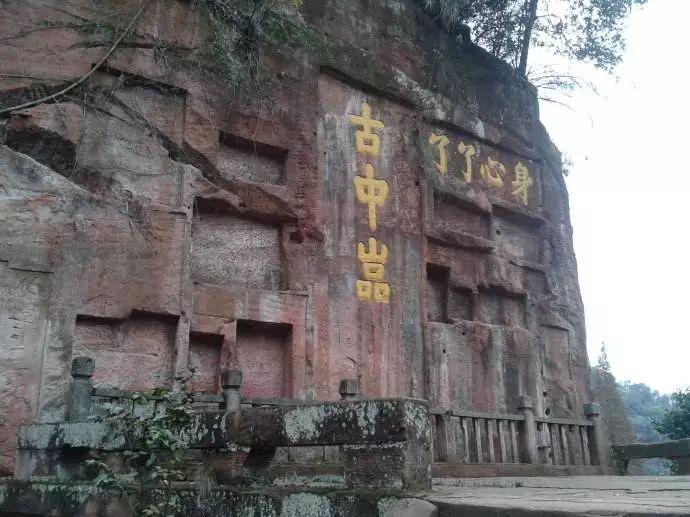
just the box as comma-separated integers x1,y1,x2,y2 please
0,0,590,474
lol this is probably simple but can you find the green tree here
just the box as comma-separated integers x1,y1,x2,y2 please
421,0,646,75
655,389,690,440
618,381,672,475
619,381,671,443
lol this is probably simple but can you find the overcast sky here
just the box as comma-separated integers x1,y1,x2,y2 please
537,0,690,394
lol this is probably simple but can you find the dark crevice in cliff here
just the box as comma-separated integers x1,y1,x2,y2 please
0,83,69,114
4,117,116,197
97,65,188,96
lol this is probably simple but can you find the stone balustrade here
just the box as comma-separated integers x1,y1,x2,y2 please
430,398,608,477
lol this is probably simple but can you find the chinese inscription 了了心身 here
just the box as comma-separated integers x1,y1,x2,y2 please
429,132,534,206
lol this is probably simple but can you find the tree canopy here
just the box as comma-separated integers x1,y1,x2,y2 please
619,381,672,475
619,381,671,441
654,389,690,441
422,0,647,75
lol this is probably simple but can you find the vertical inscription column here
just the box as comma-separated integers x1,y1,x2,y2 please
319,75,425,400
349,103,391,303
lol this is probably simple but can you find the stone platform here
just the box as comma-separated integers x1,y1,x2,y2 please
2,476,689,516
429,476,690,516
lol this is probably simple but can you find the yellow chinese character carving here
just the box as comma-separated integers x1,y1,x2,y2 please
356,280,390,303
356,280,373,300
429,133,450,175
511,162,533,205
354,164,389,231
357,237,389,264
457,142,476,182
349,102,385,156
362,262,386,281
373,282,390,303
480,156,506,188
356,237,390,303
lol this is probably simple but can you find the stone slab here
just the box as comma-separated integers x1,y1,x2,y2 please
428,476,690,516
613,439,690,460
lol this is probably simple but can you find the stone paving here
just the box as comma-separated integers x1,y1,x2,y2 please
429,476,690,516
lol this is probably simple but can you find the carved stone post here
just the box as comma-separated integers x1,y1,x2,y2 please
517,395,537,464
339,379,358,400
584,402,609,469
67,357,94,421
222,369,242,412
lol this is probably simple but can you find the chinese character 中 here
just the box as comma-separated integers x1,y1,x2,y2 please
354,164,389,231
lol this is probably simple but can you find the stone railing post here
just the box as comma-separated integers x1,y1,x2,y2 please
517,395,537,464
339,379,358,400
67,356,94,421
584,402,609,469
222,369,242,412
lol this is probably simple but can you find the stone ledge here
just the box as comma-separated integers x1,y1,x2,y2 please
0,480,432,517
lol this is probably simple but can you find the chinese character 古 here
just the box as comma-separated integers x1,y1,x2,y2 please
349,102,385,156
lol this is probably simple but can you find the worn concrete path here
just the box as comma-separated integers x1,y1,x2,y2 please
428,476,690,516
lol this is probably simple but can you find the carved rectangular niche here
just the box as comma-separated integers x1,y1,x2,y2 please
217,132,287,185
191,206,282,290
475,288,526,327
540,325,578,416
236,320,292,399
492,209,543,263
426,263,474,323
73,312,176,391
91,68,187,145
448,287,473,321
188,332,223,393
426,264,449,323
433,193,490,239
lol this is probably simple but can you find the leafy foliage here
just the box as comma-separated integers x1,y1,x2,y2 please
199,0,300,93
201,0,273,92
618,380,672,475
87,389,194,516
421,0,646,74
654,389,690,441
619,381,671,443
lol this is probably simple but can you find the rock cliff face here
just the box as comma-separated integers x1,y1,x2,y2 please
0,0,590,474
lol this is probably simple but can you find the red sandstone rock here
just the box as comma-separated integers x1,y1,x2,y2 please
0,0,590,474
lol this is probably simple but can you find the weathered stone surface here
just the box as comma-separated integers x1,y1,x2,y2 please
429,476,690,515
4,476,690,516
379,498,439,517
14,398,430,490
0,0,591,474
0,480,401,516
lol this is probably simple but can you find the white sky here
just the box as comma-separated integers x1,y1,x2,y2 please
537,0,690,394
